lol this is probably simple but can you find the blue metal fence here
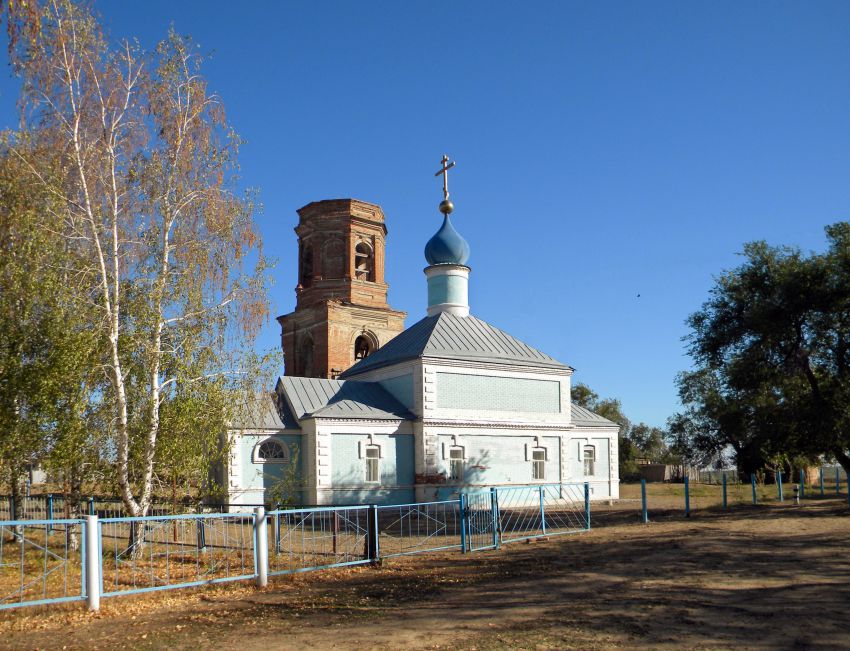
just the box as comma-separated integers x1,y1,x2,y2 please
376,500,463,558
464,490,498,552
1,483,596,612
0,518,87,611
266,505,372,575
99,512,256,597
494,483,589,545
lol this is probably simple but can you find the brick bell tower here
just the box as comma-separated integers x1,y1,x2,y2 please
277,199,407,378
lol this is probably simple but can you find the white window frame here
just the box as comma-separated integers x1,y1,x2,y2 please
531,448,546,480
364,444,381,483
252,438,290,464
583,445,596,477
448,446,465,481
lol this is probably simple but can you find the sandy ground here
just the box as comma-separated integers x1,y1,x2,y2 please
2,500,849,651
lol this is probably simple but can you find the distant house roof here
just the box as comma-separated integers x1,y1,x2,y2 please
340,312,570,377
232,392,300,430
277,376,413,421
570,403,619,429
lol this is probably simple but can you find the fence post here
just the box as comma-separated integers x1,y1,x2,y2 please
836,468,841,496
539,485,547,535
254,506,268,588
274,506,281,555
777,471,783,502
684,476,690,517
196,507,207,552
722,473,727,510
46,494,54,533
751,475,757,505
819,468,824,497
584,482,591,530
640,479,648,524
84,515,100,611
799,470,805,499
9,495,15,521
459,493,468,554
490,488,500,549
366,504,380,563
88,496,95,516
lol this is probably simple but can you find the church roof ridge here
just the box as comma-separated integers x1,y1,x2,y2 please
340,312,570,377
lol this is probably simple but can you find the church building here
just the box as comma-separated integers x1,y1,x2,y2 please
224,158,620,507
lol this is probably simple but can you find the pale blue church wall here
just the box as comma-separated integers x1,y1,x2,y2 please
329,433,415,505
378,373,414,410
436,373,561,413
591,437,610,479
236,433,304,504
436,434,561,486
567,436,610,482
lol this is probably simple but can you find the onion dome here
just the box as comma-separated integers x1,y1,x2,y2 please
424,214,470,266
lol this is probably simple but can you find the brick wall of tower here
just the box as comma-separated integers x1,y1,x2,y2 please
277,199,406,378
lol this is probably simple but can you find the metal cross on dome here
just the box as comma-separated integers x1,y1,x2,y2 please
434,154,455,201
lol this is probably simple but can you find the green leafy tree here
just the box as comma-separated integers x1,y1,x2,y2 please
0,137,103,517
674,224,850,476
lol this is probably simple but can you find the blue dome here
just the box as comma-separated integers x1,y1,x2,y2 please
424,215,470,266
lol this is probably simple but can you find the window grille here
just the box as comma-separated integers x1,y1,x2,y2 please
254,439,289,463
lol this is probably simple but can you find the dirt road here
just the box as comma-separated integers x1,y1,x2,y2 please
3,502,849,650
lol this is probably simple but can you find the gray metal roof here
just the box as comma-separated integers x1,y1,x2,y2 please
570,403,619,428
277,376,413,421
340,312,569,377
232,392,300,430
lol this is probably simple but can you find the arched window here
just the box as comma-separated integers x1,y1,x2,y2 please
300,246,313,288
354,335,374,361
354,241,374,281
253,438,290,464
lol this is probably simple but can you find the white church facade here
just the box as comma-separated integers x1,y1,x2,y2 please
223,159,619,508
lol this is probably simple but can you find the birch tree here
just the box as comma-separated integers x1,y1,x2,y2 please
4,0,271,517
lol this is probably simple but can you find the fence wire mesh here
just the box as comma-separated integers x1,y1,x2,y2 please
494,484,588,544
99,513,256,596
376,500,462,557
0,519,86,610
266,506,371,575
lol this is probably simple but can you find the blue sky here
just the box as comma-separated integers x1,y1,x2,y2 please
2,1,850,427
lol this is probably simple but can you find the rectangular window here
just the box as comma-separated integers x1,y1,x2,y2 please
449,447,465,481
583,446,596,477
532,448,546,480
365,445,380,483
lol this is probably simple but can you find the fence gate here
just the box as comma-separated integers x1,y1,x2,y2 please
463,491,496,552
